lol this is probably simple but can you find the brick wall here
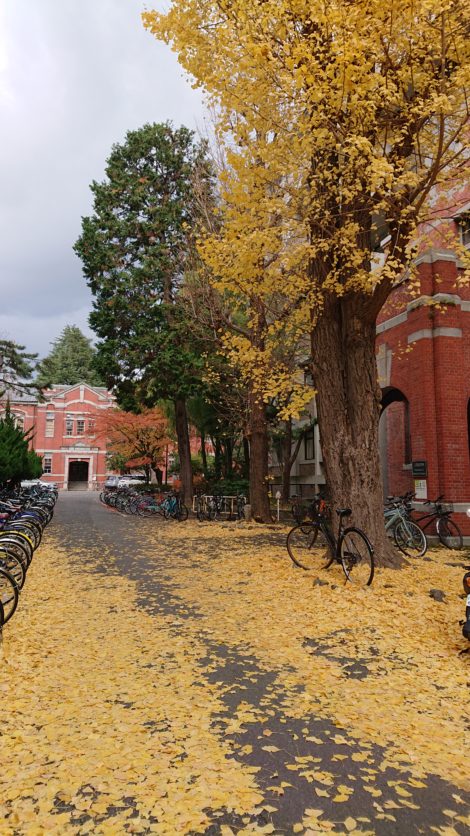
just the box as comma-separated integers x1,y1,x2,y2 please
7,383,115,490
377,247,470,534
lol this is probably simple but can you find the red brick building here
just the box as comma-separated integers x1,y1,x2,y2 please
6,383,115,490
377,206,470,533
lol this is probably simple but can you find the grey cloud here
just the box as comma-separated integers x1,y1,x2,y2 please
0,0,205,357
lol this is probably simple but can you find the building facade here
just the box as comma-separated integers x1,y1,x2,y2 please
377,245,470,533
8,383,115,490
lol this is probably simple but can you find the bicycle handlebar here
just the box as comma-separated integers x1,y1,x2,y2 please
422,495,444,506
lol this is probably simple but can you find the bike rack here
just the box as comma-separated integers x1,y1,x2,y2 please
192,495,244,518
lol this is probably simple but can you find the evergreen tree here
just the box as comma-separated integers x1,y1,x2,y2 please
0,338,38,397
36,325,103,388
0,404,42,485
74,123,215,504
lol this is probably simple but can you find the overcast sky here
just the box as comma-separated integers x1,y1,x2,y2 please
0,0,205,358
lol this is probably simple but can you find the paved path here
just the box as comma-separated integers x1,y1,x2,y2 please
2,492,468,835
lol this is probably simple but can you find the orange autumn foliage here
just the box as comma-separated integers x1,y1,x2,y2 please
95,407,170,472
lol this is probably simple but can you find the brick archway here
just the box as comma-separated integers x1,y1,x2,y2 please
379,387,412,499
68,460,89,490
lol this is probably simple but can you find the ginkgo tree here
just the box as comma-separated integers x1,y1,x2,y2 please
145,0,470,563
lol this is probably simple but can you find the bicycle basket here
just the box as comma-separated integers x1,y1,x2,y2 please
438,502,453,513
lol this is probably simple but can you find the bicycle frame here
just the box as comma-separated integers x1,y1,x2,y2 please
384,505,410,533
311,508,344,560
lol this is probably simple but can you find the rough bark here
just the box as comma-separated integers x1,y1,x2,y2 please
223,437,234,479
200,430,208,479
310,295,399,567
214,437,222,481
247,390,272,522
174,398,193,505
151,466,163,487
242,436,250,479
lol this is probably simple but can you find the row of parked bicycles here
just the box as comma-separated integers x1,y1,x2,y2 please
99,487,247,523
0,483,57,627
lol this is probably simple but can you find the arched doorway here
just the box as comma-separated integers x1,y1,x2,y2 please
68,460,89,491
379,387,412,498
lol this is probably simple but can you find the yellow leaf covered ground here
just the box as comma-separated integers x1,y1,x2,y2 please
1,512,469,834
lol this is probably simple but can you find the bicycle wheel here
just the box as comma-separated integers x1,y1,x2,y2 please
177,504,189,522
9,521,41,549
0,549,25,590
0,567,19,624
205,501,217,521
1,530,34,563
286,523,334,571
339,527,374,586
436,517,463,550
0,537,29,572
394,519,427,557
137,502,154,518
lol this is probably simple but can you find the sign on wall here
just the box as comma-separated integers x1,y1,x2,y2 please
414,479,427,500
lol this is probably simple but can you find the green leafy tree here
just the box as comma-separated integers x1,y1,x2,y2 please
0,403,42,486
36,325,103,388
0,339,39,397
25,449,44,480
74,123,214,503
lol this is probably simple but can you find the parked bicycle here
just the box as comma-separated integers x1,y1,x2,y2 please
286,501,374,586
195,493,246,522
384,495,427,557
162,492,189,521
411,494,463,550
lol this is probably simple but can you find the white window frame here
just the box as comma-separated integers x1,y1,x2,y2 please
13,412,25,430
45,412,55,437
459,214,470,248
43,455,52,474
304,428,315,461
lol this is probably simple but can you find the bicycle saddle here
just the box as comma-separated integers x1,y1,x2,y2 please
336,508,352,517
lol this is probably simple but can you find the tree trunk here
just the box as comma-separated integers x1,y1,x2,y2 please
174,398,193,505
310,297,399,567
214,437,222,481
224,437,234,479
200,430,209,479
247,390,272,522
152,466,163,487
242,436,250,479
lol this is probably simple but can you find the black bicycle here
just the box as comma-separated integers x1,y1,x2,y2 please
412,495,463,550
286,506,374,586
